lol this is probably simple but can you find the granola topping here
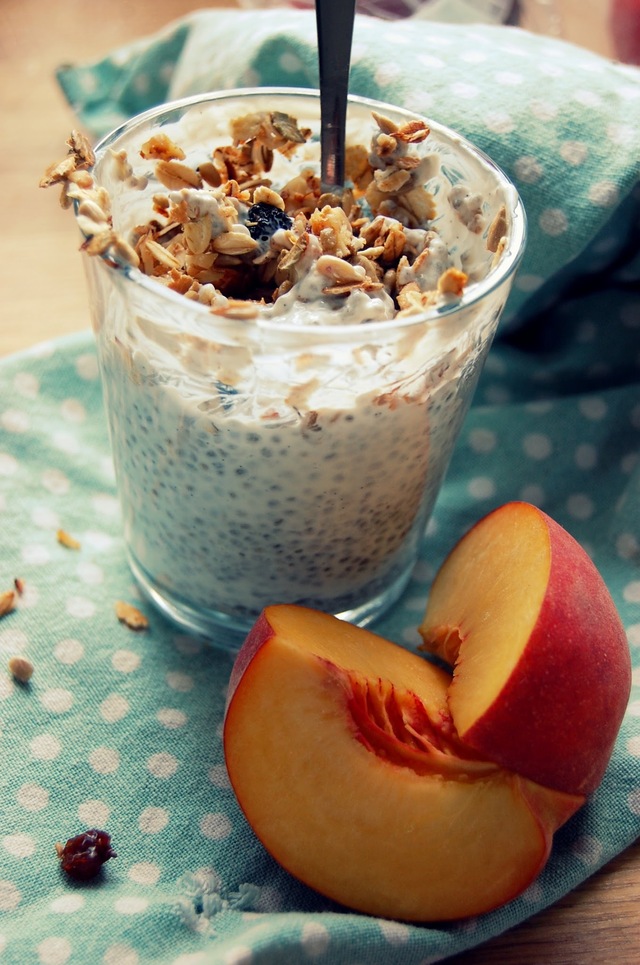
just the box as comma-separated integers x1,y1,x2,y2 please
41,108,511,324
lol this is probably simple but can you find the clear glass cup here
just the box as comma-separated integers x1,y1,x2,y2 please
78,88,526,645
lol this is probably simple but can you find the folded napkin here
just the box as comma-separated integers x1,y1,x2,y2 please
1,9,638,965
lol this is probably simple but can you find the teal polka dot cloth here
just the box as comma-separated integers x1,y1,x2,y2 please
1,9,639,964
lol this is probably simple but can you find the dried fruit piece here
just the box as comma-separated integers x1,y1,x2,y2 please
56,829,116,880
8,655,33,683
115,600,149,630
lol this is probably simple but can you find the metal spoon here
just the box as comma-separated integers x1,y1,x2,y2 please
315,0,357,189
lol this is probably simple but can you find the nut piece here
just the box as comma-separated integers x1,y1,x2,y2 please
115,600,149,631
0,589,16,618
8,655,34,683
57,529,81,550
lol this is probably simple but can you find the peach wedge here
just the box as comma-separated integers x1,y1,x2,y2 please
224,604,584,922
418,501,631,797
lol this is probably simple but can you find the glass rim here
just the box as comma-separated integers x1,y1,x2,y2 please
88,86,528,337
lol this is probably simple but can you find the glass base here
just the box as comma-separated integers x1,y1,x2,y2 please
126,547,413,652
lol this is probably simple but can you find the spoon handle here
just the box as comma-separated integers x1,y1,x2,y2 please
315,0,357,188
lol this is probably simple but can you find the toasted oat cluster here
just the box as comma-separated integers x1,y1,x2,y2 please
41,112,507,320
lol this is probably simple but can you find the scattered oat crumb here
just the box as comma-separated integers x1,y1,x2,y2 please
115,600,149,631
0,589,16,618
57,529,81,550
8,655,33,683
14,577,25,595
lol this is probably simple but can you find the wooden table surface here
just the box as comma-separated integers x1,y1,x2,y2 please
2,0,638,961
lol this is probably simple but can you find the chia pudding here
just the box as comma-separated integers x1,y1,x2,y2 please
44,89,525,640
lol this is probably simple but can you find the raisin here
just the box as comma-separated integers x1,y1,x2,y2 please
56,828,116,880
246,202,292,246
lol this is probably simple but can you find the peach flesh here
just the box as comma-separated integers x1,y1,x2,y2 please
419,502,631,796
224,605,582,921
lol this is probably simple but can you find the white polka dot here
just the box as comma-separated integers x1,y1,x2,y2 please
53,638,84,665
0,453,18,475
112,649,141,673
200,813,232,840
30,733,62,760
559,140,588,166
40,689,73,714
539,208,568,237
278,51,303,73
60,398,86,424
128,862,161,885
0,880,20,911
114,896,149,915
65,596,96,619
530,99,558,121
578,395,608,422
138,806,169,834
16,782,49,811
52,432,80,456
513,155,543,184
2,833,36,858
521,879,544,903
467,476,496,500
616,532,639,561
78,799,111,826
379,920,411,944
21,544,51,566
50,894,85,914
156,708,187,728
91,494,120,518
147,752,178,779
451,82,479,100
13,372,40,398
566,493,594,520
416,53,446,69
515,273,544,293
537,61,565,77
41,469,70,495
574,443,597,469
301,921,330,957
468,428,497,454
628,698,640,716
103,946,139,965
166,671,194,692
607,122,635,146
627,788,640,816
519,483,545,505
572,834,603,866
208,764,231,788
100,694,130,722
627,735,640,757
75,354,99,380
222,949,252,965
1,409,30,433
588,180,619,207
0,627,29,656
624,581,640,604
89,747,120,774
76,561,104,585
172,635,203,656
484,110,515,134
523,433,552,459
31,505,60,528
83,530,115,552
573,88,602,108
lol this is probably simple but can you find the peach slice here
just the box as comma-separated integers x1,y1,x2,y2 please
224,605,582,921
419,501,631,797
